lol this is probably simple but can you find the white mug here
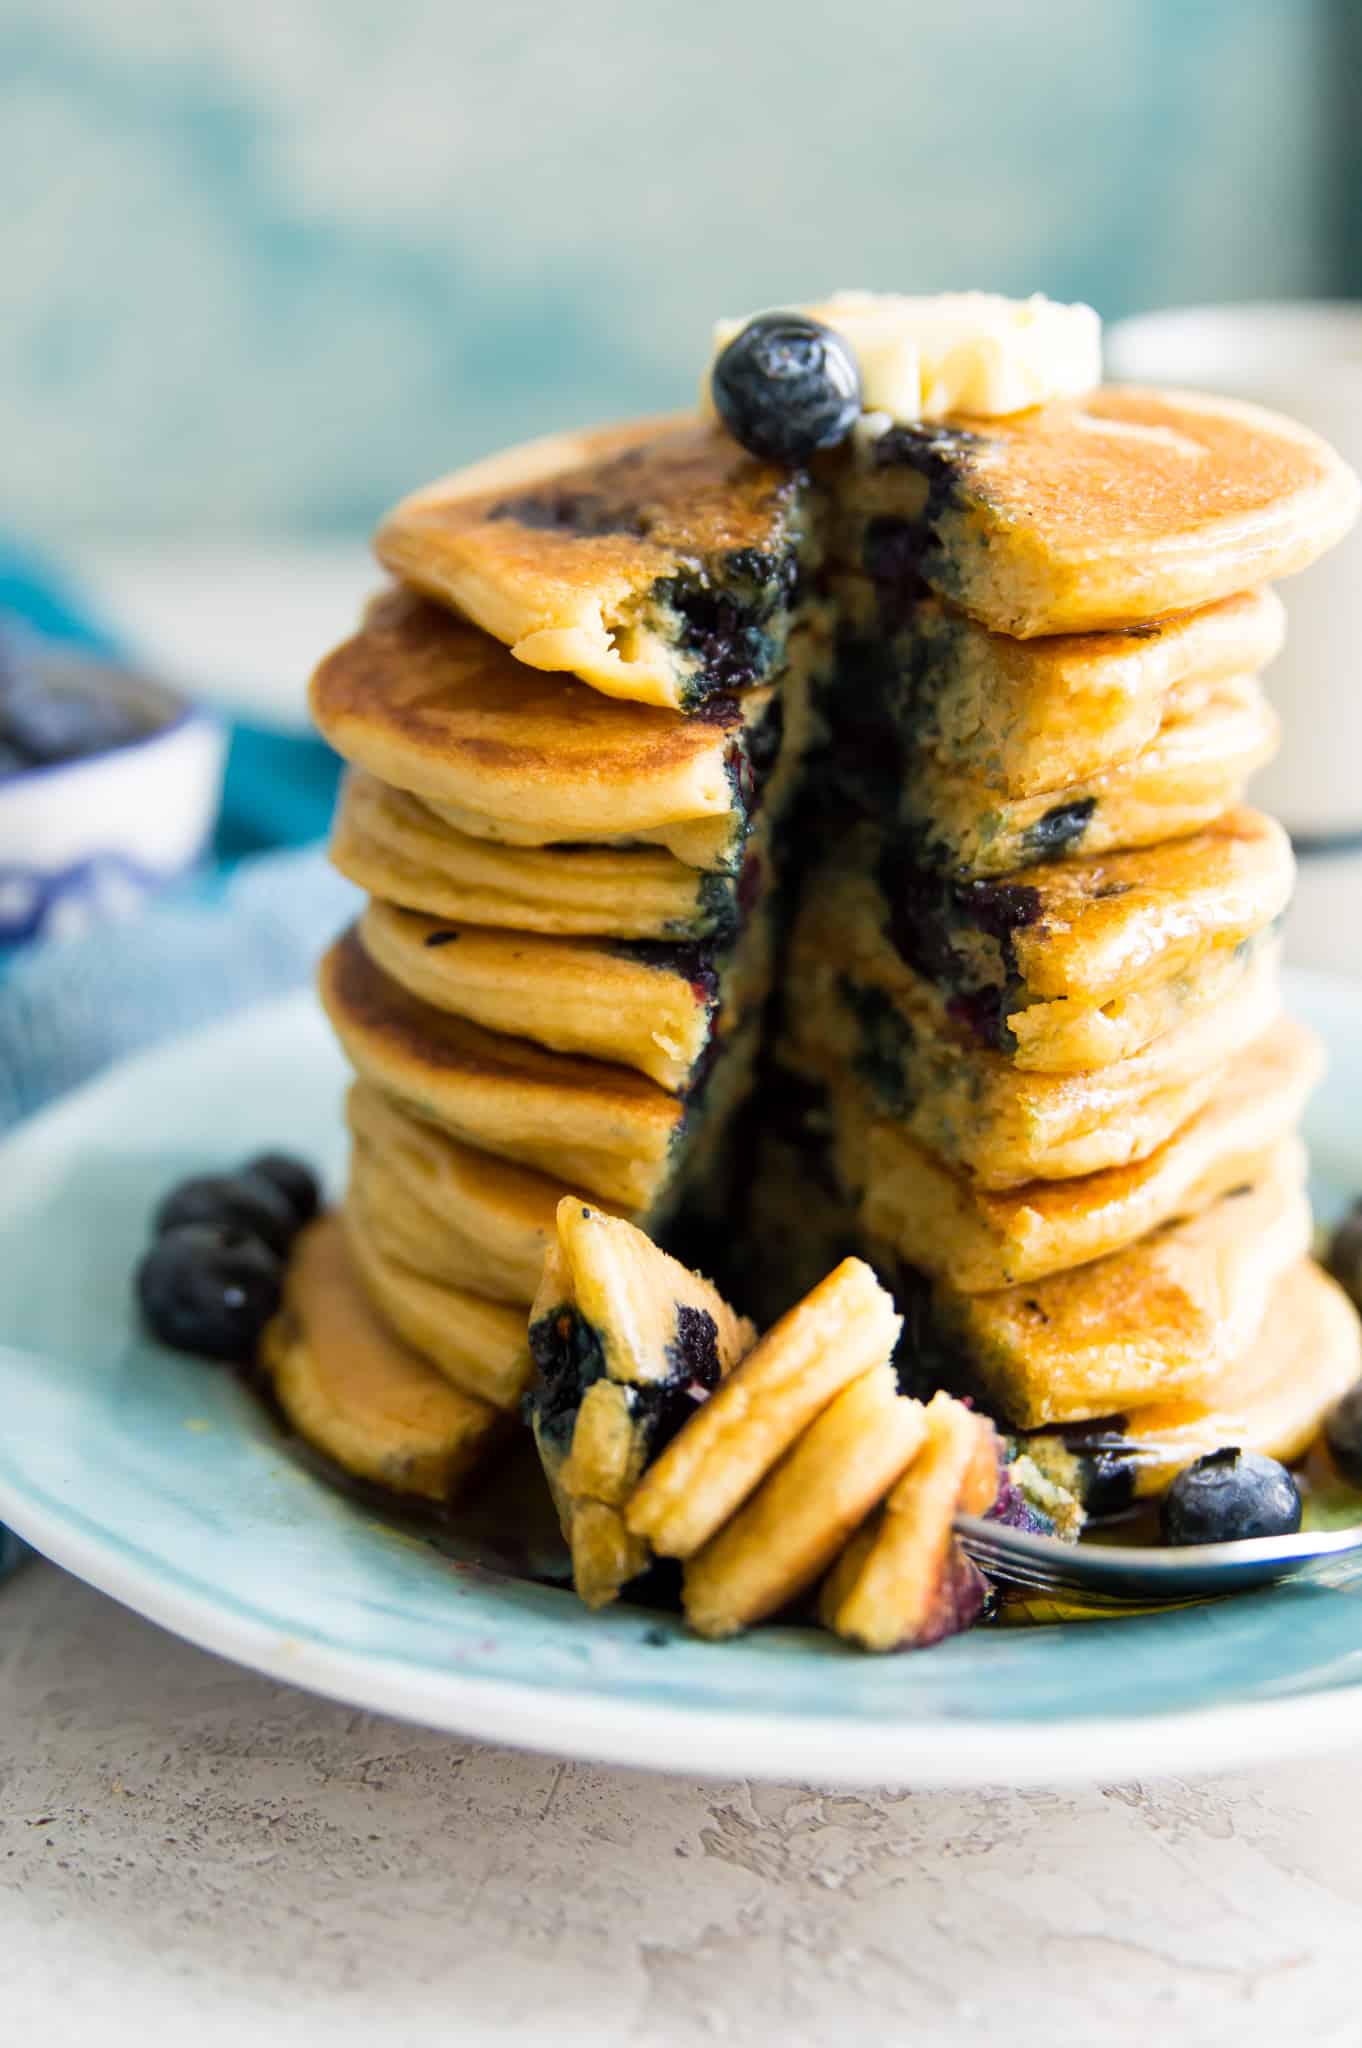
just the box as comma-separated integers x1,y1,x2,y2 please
1107,302,1362,975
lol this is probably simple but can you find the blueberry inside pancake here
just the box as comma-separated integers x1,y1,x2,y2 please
376,418,813,712
525,1200,756,1608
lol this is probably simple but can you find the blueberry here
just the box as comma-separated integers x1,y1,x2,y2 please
1326,1198,1362,1315
711,314,862,466
0,669,142,767
1325,1383,1362,1486
154,1170,299,1258
136,1223,283,1362
244,1151,320,1228
1160,1447,1302,1546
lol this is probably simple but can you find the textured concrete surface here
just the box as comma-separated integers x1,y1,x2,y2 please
3,1562,1361,2045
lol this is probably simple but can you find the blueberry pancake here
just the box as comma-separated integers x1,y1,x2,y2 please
784,910,1282,1189
841,385,1360,636
526,1200,756,1608
260,1214,508,1501
680,1364,928,1639
376,417,812,711
358,899,746,1096
894,673,1277,878
897,1143,1310,1429
830,576,1285,798
331,770,735,941
859,1017,1321,1292
312,586,787,871
819,1393,1001,1653
626,1258,902,1561
1018,1258,1362,1514
320,928,684,1207
345,1080,601,1307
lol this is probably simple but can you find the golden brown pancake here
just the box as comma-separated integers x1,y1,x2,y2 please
331,770,729,940
910,1143,1310,1428
843,384,1360,635
833,576,1286,797
260,1215,507,1502
345,1079,618,1305
358,900,723,1095
784,887,1282,1188
861,1017,1321,1292
312,586,778,869
375,417,809,710
899,672,1277,876
340,1204,532,1410
526,1200,756,1608
319,928,684,1209
1022,1259,1361,1506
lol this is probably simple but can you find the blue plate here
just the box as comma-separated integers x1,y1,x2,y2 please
2,976,1361,1786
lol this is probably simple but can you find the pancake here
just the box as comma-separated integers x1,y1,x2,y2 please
877,808,1294,1044
341,1204,532,1410
375,417,810,711
899,1143,1311,1428
896,672,1277,877
626,1258,903,1561
345,1080,615,1305
680,1365,930,1640
331,770,730,941
320,928,684,1208
260,1215,507,1502
841,384,1360,635
526,1200,756,1608
832,577,1286,797
860,1016,1322,1292
783,895,1281,1188
312,586,783,870
1020,1259,1362,1510
818,1393,1000,1653
358,899,724,1095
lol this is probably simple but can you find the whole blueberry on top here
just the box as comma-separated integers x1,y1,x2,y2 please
245,1151,320,1229
155,1169,299,1258
711,314,862,466
1160,1446,1302,1547
1324,1382,1362,1486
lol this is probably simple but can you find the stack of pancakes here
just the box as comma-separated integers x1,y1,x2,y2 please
295,383,1361,1525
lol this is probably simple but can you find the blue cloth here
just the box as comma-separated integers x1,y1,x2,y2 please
0,544,354,1578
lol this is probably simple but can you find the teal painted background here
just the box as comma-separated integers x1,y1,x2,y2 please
1,0,1353,539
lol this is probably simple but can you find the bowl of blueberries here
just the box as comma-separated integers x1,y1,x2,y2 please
0,623,227,948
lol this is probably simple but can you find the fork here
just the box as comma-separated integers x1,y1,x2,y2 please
954,1514,1362,1608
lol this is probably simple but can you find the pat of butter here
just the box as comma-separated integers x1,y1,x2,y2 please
706,291,1102,425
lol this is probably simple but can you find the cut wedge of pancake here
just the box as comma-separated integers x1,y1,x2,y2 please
358,899,723,1095
861,1016,1322,1291
526,1200,756,1608
346,1080,621,1306
899,672,1277,877
312,586,780,869
260,1215,506,1502
843,384,1360,635
784,897,1281,1188
331,771,732,941
341,1205,532,1410
903,1144,1311,1428
879,807,1293,1038
1021,1259,1362,1510
376,416,809,710
320,928,684,1208
833,576,1286,797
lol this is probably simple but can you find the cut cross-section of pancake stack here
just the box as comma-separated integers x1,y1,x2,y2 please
291,319,1362,1559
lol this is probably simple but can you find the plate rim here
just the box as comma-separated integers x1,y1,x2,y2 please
4,973,1362,1788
